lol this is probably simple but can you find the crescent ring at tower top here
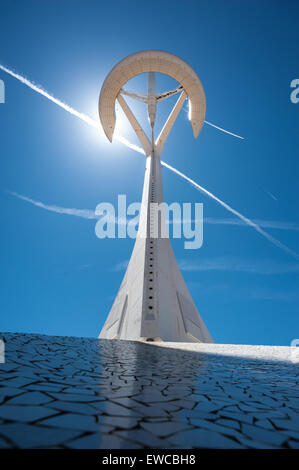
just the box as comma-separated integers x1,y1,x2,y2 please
99,50,206,142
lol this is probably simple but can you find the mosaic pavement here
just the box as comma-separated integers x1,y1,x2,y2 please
0,333,298,449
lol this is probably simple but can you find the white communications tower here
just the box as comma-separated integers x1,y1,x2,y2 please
98,50,213,343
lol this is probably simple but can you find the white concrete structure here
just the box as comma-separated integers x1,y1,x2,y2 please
148,342,299,364
98,50,213,343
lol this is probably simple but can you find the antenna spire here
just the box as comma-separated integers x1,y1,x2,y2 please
147,72,156,130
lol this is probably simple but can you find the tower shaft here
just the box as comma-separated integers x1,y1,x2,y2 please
99,147,213,343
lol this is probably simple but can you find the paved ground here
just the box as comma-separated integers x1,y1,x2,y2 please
0,332,298,449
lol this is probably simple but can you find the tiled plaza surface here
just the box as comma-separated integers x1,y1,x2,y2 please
0,332,298,449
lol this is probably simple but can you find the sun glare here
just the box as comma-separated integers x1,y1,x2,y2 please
115,106,131,136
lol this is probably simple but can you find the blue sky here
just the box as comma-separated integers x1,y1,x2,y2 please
0,0,298,345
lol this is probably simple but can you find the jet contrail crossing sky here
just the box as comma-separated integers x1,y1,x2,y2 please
1,63,298,260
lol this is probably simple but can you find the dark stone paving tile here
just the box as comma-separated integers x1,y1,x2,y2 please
91,401,142,417
280,430,299,440
220,405,241,413
67,433,143,449
0,376,36,388
7,391,53,405
0,387,26,398
47,392,102,403
235,437,277,449
151,402,181,413
0,436,11,448
46,401,98,416
99,415,138,429
0,405,58,423
141,421,189,437
115,428,170,448
107,396,142,408
39,413,113,432
0,423,82,448
215,418,241,430
288,439,299,449
0,364,20,373
242,423,288,447
167,398,196,410
25,384,65,392
249,410,287,420
188,418,245,442
0,332,298,449
193,402,223,413
62,388,97,395
188,411,218,422
132,404,168,418
168,428,244,449
217,409,253,424
134,390,167,403
272,418,299,432
252,419,275,430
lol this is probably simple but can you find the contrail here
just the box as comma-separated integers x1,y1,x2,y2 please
178,256,299,275
0,63,244,140
161,161,299,261
204,120,244,139
8,191,299,234
203,217,299,231
114,133,145,154
0,63,147,150
0,64,99,129
265,190,278,201
2,63,298,260
7,191,97,219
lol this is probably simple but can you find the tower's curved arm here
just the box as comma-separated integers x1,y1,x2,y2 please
99,50,206,143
